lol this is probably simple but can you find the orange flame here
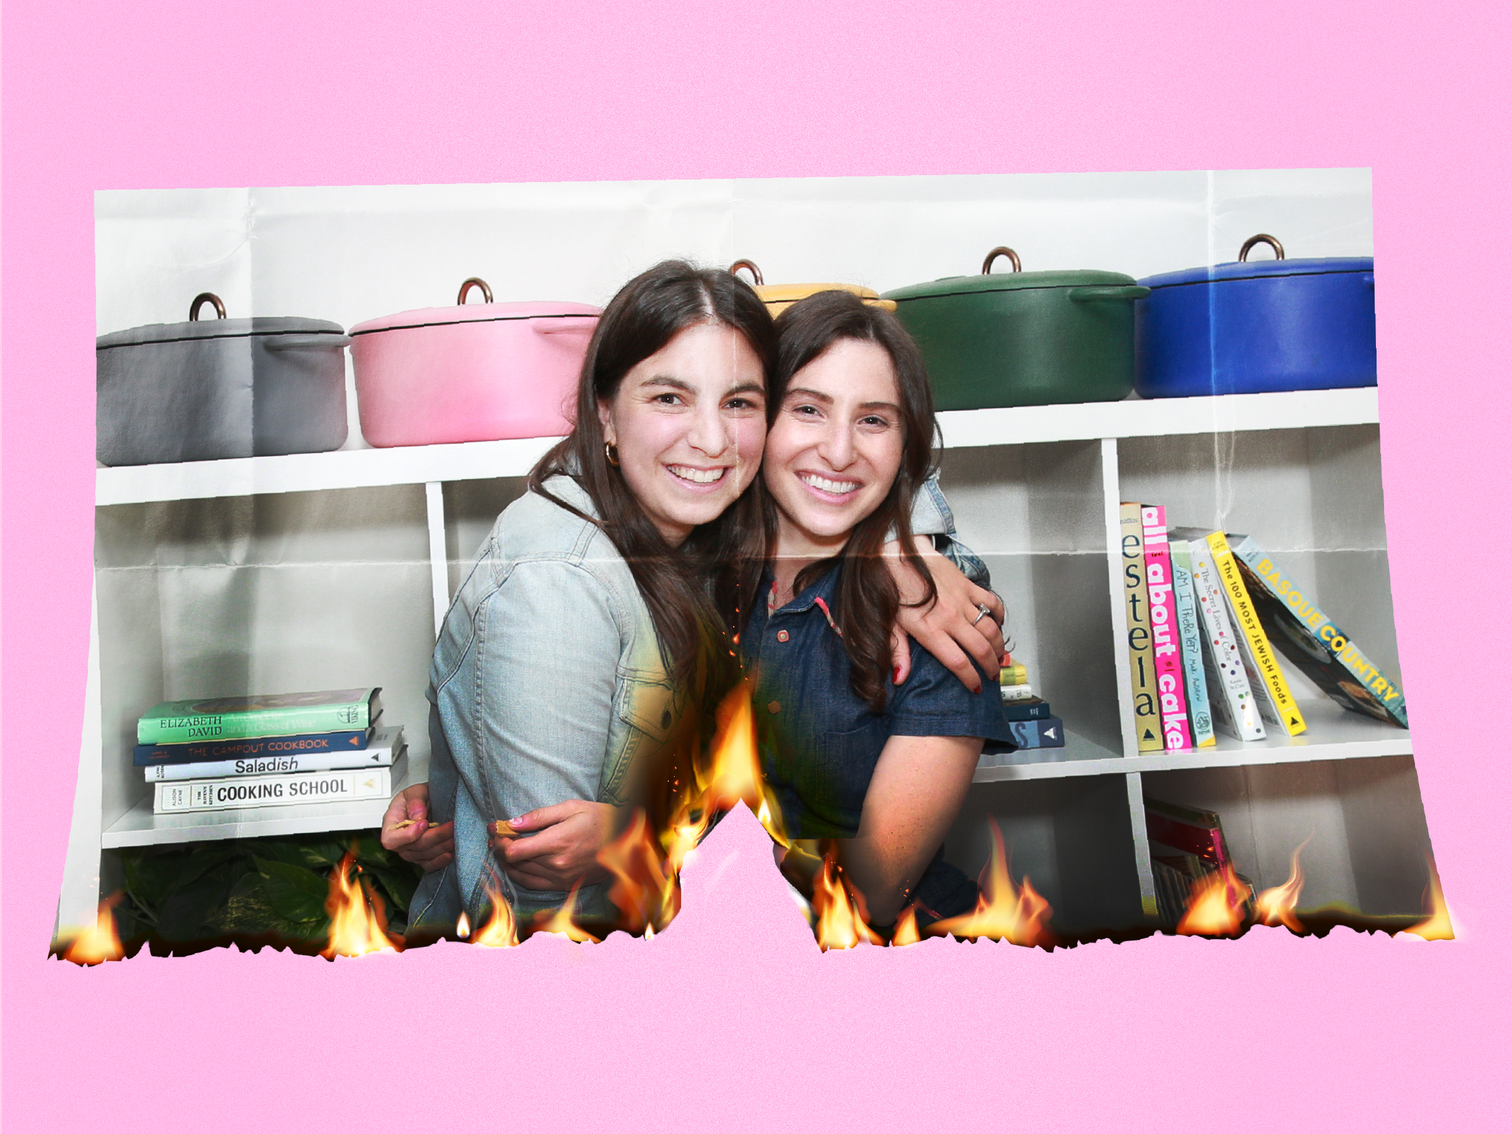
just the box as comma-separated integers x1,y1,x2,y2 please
530,882,603,943
470,881,520,947
891,904,923,947
663,680,787,876
1255,840,1309,933
456,912,471,939
321,849,401,958
1176,862,1250,937
812,852,881,951
598,808,679,934
930,820,1056,947
59,893,126,965
1401,853,1454,941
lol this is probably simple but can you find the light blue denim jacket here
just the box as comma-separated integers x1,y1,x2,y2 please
408,476,683,930
406,472,978,932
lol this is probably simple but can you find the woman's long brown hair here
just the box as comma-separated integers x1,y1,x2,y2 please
529,260,777,688
746,290,941,711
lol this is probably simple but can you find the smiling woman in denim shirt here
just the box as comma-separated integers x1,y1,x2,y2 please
743,290,1013,932
384,262,1005,934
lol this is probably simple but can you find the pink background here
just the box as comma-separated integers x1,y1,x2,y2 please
4,1,1508,1128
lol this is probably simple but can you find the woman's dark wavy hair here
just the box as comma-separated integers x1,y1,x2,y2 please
749,290,941,711
529,260,777,687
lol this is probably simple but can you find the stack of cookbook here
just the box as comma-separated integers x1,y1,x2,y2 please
135,688,405,814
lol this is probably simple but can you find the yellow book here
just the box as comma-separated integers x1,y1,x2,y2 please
1121,503,1164,751
1205,531,1307,736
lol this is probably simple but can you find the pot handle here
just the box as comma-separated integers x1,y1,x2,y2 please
263,333,353,350
1238,234,1285,262
533,315,600,335
1067,285,1152,302
457,277,493,305
189,292,227,321
730,259,764,286
982,247,1022,274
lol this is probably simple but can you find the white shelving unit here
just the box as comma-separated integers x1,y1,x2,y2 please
60,386,1433,938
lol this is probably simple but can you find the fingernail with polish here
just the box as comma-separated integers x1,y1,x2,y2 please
892,666,902,684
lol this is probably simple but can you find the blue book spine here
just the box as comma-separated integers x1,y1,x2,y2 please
1169,541,1216,747
133,727,372,766
1001,698,1053,722
1008,716,1066,749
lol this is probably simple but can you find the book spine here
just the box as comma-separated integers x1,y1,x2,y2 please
1233,537,1409,728
1120,503,1164,752
1186,538,1266,741
1169,541,1216,748
1206,531,1307,736
1141,505,1192,751
138,698,374,746
1008,717,1066,749
1001,700,1053,722
134,728,372,766
144,745,398,783
153,761,397,814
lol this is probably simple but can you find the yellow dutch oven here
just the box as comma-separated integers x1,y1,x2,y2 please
729,259,897,317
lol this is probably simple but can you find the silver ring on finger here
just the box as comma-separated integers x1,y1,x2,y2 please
972,603,993,626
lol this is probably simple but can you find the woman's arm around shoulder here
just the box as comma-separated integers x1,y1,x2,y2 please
837,733,982,928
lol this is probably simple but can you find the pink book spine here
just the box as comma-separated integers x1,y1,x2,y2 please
1141,505,1192,751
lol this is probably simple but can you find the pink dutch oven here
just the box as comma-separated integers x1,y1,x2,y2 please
350,278,600,447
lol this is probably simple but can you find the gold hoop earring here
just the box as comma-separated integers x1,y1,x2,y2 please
604,442,620,467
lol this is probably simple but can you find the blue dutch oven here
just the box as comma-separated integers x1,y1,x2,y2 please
1134,234,1376,398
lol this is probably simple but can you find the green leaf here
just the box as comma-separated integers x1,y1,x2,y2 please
366,865,420,919
154,870,234,941
254,857,331,925
296,840,349,869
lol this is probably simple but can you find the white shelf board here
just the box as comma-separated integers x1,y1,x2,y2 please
102,796,394,848
95,387,1380,506
937,386,1378,449
973,708,1410,783
96,435,561,506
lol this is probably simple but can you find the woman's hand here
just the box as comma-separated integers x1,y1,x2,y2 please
379,783,455,872
491,800,617,891
887,536,1005,691
836,734,982,928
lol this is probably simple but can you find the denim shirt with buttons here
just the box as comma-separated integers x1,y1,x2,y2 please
743,563,1015,842
408,476,683,931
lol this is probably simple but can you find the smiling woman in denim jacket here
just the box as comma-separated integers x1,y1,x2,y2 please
385,261,1004,934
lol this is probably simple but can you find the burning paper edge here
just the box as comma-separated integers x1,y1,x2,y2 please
1399,853,1455,941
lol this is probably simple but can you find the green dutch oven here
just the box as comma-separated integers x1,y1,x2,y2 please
883,247,1151,411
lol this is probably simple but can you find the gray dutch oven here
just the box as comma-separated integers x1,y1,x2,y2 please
96,293,352,466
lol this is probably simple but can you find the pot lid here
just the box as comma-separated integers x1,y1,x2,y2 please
350,277,601,336
728,261,896,312
97,316,344,349
351,299,602,336
1139,234,1372,289
881,247,1136,302
1139,256,1374,289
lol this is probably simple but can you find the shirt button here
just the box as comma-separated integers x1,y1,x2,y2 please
776,630,790,643
767,701,781,714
